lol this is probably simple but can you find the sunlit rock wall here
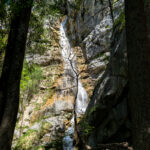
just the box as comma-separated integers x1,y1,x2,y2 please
67,0,124,80
66,0,130,147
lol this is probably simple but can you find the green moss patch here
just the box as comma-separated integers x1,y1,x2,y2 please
15,129,39,150
14,121,53,150
113,9,125,31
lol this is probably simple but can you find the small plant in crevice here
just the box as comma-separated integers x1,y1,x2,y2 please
79,119,94,138
44,137,64,150
88,105,99,115
113,9,125,31
14,129,39,150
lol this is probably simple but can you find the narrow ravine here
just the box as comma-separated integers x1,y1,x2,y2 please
60,18,88,150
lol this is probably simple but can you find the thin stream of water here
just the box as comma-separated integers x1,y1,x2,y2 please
60,18,88,150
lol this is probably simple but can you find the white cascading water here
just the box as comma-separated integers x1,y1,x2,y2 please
60,18,88,150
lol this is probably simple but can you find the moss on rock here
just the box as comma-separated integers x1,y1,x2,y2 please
114,9,125,32
14,121,53,150
15,129,39,150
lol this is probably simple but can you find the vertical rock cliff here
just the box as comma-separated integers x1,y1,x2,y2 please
66,0,130,148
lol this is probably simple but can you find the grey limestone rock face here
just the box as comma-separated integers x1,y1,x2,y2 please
67,0,124,60
53,100,73,114
67,0,128,146
25,49,62,66
67,0,124,84
84,27,129,147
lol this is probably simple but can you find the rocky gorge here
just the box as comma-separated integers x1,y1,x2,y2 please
11,0,131,149
66,0,129,148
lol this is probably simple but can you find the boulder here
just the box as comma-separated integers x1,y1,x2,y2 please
53,100,73,114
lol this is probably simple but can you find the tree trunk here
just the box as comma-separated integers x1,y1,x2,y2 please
0,0,33,149
125,0,150,149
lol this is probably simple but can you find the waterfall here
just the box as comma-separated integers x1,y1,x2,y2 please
60,18,88,150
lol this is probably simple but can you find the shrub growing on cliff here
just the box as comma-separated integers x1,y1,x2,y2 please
113,9,125,31
26,0,63,55
80,119,94,137
14,129,39,150
20,62,43,100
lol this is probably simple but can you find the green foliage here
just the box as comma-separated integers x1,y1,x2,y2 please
34,145,45,150
70,0,83,10
80,119,94,137
113,0,118,6
75,0,83,9
114,9,125,31
39,121,53,136
0,0,8,20
93,51,106,59
10,0,33,16
0,1,10,54
15,129,39,150
45,4,62,16
26,0,63,54
0,1,11,77
14,121,53,150
0,51,5,77
27,12,46,54
45,138,63,150
34,0,63,16
89,105,98,115
20,62,43,94
0,34,7,52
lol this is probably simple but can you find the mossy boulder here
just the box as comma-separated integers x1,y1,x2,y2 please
15,129,39,150
14,121,52,150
